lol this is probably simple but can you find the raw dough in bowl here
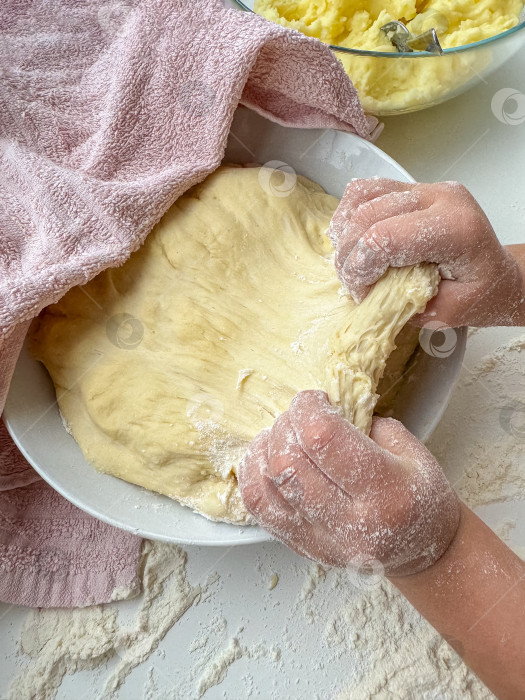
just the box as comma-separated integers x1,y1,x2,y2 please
30,166,437,523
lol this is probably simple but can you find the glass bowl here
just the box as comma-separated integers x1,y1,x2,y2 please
232,1,525,116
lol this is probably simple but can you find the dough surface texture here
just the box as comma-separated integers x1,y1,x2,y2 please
30,166,437,523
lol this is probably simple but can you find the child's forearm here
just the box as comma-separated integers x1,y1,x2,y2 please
505,244,525,325
389,504,525,699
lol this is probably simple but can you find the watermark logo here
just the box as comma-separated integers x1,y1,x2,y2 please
258,161,297,198
491,88,525,126
419,321,458,359
106,313,144,349
499,401,525,442
347,554,384,591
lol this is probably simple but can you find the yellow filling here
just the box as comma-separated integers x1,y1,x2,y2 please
254,0,524,113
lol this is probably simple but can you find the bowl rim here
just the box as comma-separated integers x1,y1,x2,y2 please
232,1,525,58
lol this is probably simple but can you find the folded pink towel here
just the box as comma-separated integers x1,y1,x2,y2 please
0,0,376,607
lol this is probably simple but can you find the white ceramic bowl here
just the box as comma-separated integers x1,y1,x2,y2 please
3,107,466,545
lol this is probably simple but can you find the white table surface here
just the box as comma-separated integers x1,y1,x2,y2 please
1,24,524,700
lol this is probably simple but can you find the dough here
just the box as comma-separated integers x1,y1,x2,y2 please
30,166,437,523
375,323,421,415
327,263,438,433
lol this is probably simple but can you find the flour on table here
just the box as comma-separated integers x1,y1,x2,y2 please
276,557,493,698
299,562,327,601
196,637,243,698
332,578,492,700
189,615,227,653
8,542,202,700
142,667,160,700
194,637,282,698
428,332,525,552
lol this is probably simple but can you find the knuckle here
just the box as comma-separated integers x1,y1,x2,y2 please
457,206,484,238
343,178,388,208
450,181,469,197
454,183,470,199
438,182,481,218
237,451,255,482
301,413,340,452
340,181,366,210
237,453,252,486
268,453,299,485
365,221,393,254
351,199,376,228
329,206,350,244
334,222,362,257
238,432,269,483
292,389,327,410
436,180,466,196
343,178,366,197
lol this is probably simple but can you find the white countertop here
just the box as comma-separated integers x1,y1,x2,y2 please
1,30,524,700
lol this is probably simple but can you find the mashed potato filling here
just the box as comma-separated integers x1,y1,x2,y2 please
254,0,524,113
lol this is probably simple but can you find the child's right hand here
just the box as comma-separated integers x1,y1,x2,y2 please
238,390,461,576
329,178,525,327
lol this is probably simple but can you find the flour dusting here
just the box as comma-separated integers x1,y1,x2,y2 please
8,542,202,700
333,578,493,699
194,637,282,698
196,637,243,698
194,419,248,481
428,334,525,516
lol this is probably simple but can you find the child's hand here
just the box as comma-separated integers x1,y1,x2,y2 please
238,390,460,576
329,178,524,327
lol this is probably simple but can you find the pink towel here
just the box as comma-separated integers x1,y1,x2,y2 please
0,421,142,607
0,0,376,607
